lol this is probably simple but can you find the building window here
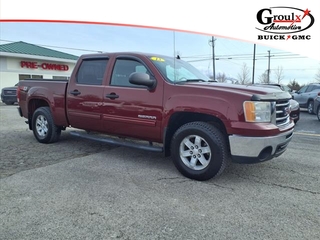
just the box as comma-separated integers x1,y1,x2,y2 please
32,75,43,79
19,74,31,80
53,76,69,80
19,74,43,80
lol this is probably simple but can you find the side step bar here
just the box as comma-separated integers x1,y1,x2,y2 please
70,131,163,153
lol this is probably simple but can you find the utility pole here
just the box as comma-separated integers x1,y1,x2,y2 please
252,44,256,84
209,36,216,81
267,50,271,83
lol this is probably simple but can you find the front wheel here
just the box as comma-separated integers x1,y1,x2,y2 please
307,100,314,114
32,107,61,143
171,122,228,181
317,106,320,121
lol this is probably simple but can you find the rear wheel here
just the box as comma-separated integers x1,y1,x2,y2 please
32,107,61,143
317,106,320,121
171,122,228,181
307,100,314,114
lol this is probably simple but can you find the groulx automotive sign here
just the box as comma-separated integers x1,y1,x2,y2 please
20,61,69,71
256,7,314,40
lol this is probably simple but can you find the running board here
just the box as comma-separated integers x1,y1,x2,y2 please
70,131,163,153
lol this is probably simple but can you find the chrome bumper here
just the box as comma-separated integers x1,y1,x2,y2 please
228,128,294,164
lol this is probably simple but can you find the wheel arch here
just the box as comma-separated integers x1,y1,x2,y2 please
27,98,50,130
163,112,228,157
307,98,315,104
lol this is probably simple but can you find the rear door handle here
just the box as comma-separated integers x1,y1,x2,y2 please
70,90,81,96
106,93,119,99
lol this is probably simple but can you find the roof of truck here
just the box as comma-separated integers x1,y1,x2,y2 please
79,51,179,60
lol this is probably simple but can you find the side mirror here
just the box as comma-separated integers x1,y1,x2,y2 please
129,72,156,90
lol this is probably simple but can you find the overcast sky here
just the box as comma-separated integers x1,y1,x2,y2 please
1,22,319,85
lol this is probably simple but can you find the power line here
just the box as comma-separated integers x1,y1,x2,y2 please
185,55,308,63
182,51,300,59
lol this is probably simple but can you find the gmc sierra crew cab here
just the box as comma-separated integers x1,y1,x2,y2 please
17,52,295,181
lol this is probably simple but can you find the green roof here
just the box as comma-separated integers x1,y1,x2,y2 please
0,41,79,60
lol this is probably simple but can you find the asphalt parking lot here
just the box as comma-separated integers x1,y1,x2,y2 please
0,104,319,240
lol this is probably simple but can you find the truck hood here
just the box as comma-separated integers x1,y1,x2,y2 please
179,82,292,101
2,86,18,91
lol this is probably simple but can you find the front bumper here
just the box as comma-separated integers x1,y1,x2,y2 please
1,95,17,103
229,128,294,164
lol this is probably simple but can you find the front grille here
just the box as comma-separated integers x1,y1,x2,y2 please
276,100,290,126
4,90,17,96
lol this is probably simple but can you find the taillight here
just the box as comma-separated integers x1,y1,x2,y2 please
17,86,20,102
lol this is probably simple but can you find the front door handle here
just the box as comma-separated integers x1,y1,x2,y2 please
70,90,81,96
106,93,119,99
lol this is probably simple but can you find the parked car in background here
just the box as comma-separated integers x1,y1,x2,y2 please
269,83,293,94
1,83,18,105
313,93,320,121
292,83,320,114
251,83,300,123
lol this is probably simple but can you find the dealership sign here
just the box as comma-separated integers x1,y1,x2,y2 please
256,7,314,41
20,61,69,71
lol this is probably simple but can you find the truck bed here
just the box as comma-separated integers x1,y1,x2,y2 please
18,79,69,127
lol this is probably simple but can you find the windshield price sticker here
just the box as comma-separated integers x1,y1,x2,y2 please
150,57,165,62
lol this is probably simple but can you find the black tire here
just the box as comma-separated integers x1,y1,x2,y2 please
317,106,320,121
32,107,61,143
307,100,314,114
171,122,228,181
4,101,14,105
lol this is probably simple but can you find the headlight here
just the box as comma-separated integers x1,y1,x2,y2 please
290,100,299,110
243,101,272,122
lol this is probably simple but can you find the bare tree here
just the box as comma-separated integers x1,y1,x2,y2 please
259,70,269,84
216,72,227,83
274,66,284,84
287,79,301,91
237,63,251,85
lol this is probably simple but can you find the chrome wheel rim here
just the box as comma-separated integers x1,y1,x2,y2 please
308,102,313,113
36,115,48,137
179,135,211,171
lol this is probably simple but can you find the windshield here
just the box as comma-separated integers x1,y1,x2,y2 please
148,55,210,83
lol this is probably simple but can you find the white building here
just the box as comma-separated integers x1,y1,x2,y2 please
0,41,78,90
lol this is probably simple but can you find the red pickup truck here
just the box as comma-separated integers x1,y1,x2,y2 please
17,52,294,181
